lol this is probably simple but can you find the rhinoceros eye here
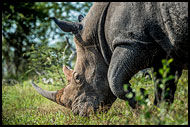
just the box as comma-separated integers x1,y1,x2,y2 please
79,24,83,30
73,72,80,84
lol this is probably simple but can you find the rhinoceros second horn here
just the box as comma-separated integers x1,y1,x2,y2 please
50,17,80,34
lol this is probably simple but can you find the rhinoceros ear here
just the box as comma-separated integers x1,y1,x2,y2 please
63,65,73,82
78,14,84,22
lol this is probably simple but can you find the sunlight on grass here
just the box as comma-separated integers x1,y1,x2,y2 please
2,70,188,125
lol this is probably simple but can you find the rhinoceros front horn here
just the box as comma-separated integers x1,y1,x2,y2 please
31,81,57,102
50,17,80,34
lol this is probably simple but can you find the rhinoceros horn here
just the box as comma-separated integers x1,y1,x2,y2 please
31,81,57,102
50,17,81,34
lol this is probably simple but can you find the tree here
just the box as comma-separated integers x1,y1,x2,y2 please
2,2,93,80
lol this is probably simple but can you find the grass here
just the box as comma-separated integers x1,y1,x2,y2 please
2,70,188,125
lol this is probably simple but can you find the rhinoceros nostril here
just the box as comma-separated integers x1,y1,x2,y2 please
56,88,65,105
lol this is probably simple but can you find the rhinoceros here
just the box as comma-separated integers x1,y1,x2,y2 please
31,2,188,116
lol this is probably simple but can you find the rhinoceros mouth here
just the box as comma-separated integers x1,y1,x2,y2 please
71,94,100,116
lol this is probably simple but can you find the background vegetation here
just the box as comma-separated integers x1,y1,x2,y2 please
2,2,188,125
2,2,92,80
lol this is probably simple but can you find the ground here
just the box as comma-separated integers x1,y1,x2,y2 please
2,70,188,125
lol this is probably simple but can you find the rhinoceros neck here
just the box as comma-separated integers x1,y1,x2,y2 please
81,3,111,66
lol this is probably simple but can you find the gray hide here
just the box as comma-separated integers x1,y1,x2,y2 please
32,2,188,116
103,2,188,106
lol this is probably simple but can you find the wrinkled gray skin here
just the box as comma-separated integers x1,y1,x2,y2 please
32,2,188,116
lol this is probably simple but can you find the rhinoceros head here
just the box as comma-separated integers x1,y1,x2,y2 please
32,15,116,116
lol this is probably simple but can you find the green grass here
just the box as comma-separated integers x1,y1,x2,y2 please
2,70,188,125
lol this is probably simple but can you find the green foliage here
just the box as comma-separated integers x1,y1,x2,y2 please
2,2,93,80
122,59,188,125
23,38,76,85
153,58,175,104
2,2,49,79
159,59,174,83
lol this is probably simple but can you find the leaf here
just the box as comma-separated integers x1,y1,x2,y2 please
167,58,173,65
162,59,166,65
159,69,164,75
123,84,128,91
126,93,133,99
25,68,34,74
10,5,14,13
145,111,151,119
165,75,175,82
18,13,25,19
